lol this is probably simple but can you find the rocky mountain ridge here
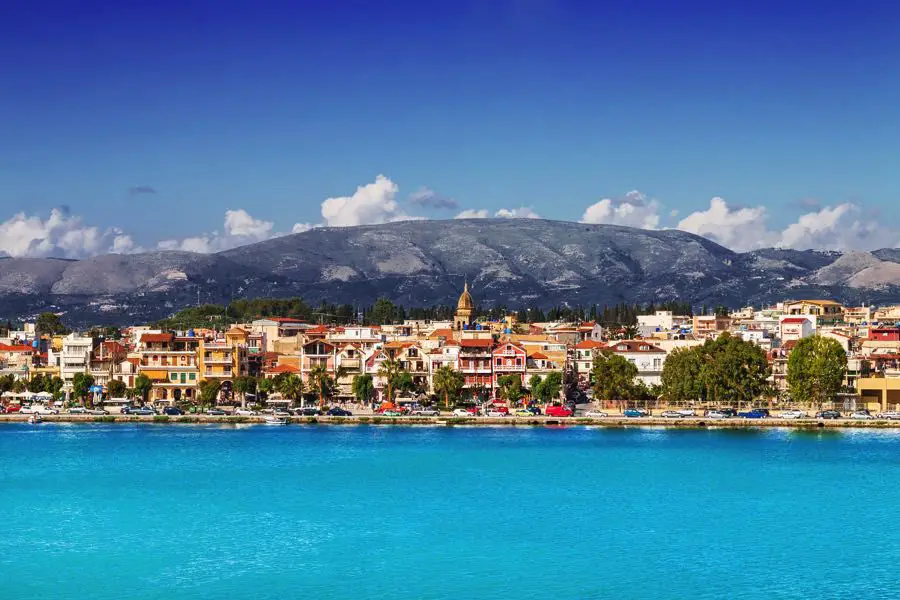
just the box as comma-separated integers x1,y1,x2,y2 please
0,219,898,326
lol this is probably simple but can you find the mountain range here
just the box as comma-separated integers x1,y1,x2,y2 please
1,219,899,326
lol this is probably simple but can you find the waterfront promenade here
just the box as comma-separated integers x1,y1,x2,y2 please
3,413,900,429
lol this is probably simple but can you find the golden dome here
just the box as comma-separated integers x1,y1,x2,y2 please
457,281,475,311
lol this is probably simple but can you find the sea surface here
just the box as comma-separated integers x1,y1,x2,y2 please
2,423,899,599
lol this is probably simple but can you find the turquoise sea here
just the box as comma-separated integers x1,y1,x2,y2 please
2,423,899,599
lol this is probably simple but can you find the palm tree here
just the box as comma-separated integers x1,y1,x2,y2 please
352,374,375,407
433,366,464,410
308,364,335,408
199,379,222,409
276,374,304,407
378,358,402,405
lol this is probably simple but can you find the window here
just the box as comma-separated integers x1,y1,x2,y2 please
170,373,178,381
189,373,196,381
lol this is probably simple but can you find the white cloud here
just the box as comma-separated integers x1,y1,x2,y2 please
224,209,273,238
109,232,139,254
494,207,541,219
0,209,117,258
676,197,773,251
157,208,278,253
676,197,898,251
455,209,490,219
580,190,661,229
455,207,540,219
320,175,416,227
292,222,314,234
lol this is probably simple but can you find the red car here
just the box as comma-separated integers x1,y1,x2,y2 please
544,405,573,417
3,404,21,413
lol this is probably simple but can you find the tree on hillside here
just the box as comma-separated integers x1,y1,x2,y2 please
133,374,153,405
433,366,464,409
787,335,847,409
369,297,399,325
592,350,638,407
352,374,375,406
36,312,70,336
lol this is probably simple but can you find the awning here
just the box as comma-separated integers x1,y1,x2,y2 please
141,370,169,381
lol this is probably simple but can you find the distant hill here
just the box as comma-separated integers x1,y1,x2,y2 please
0,219,898,326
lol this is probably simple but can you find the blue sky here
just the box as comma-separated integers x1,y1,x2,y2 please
2,0,899,255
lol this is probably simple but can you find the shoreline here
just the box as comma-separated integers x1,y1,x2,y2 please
2,414,898,429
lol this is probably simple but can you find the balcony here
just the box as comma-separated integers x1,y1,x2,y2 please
340,359,361,369
203,358,233,365
204,371,233,377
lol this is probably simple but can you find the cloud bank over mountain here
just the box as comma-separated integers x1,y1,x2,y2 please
2,176,896,258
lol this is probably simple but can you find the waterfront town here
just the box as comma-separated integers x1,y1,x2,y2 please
2,285,900,418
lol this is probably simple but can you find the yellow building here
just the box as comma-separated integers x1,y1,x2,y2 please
199,333,248,382
784,300,844,320
857,374,900,412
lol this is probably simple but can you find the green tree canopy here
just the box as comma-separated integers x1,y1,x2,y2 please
36,312,70,336
352,374,375,404
72,373,95,403
497,375,525,405
660,333,770,407
133,374,153,405
787,335,847,407
433,366,464,409
199,379,222,408
531,371,563,403
107,379,127,398
592,350,638,402
276,374,304,406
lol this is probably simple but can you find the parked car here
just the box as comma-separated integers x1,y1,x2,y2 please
162,406,184,416
205,408,227,416
274,409,295,417
816,410,842,419
122,406,155,416
486,409,510,417
382,410,404,417
876,411,900,420
326,407,353,417
737,409,770,419
719,408,738,418
452,408,473,417
409,407,439,416
526,406,542,416
67,406,89,414
623,408,648,418
850,411,875,420
4,404,22,413
514,408,534,417
545,405,574,417
660,410,684,418
676,409,696,417
780,409,808,419
87,408,109,415
705,410,728,419
232,408,257,416
584,410,608,418
32,405,59,415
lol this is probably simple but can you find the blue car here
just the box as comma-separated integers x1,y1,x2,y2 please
737,409,770,419
624,409,648,418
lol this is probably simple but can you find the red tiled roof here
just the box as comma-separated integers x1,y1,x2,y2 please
781,318,809,324
0,343,32,352
429,328,453,338
307,325,329,334
529,352,548,360
606,340,665,353
270,317,305,323
267,364,300,374
141,333,174,343
460,339,493,348
574,340,604,349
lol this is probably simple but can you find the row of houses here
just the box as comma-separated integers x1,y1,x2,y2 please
2,294,900,409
